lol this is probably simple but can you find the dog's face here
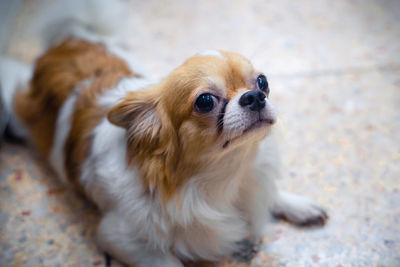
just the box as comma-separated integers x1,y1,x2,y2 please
108,50,276,198
162,50,276,153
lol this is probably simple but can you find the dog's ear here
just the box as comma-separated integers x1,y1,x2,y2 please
108,90,162,148
108,90,180,199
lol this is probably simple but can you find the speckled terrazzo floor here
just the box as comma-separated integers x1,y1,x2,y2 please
1,0,400,266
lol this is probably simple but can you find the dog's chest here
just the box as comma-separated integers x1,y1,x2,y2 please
170,204,248,260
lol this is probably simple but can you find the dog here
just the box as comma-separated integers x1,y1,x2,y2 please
0,2,327,266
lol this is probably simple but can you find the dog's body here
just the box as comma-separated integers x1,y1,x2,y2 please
1,2,327,266
6,38,327,266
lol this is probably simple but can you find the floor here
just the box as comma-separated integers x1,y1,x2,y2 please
1,0,400,266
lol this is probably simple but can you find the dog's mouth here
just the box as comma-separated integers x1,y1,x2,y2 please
222,118,275,149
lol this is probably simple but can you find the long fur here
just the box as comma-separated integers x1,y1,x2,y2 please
1,3,328,266
0,0,136,138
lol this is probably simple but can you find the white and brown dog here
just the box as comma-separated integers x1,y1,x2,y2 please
0,2,327,266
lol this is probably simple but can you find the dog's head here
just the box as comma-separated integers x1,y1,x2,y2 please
108,50,276,199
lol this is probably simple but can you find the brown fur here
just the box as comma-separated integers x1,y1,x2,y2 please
15,38,135,188
16,39,257,202
108,51,256,201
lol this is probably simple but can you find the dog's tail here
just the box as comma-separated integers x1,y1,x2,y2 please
0,0,130,140
32,0,130,50
0,58,32,139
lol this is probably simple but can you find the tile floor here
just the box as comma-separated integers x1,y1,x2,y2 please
1,0,399,266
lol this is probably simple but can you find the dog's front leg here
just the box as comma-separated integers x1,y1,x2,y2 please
97,212,183,267
270,191,328,226
252,135,328,228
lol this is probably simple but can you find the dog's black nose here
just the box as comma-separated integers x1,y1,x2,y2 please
239,90,266,111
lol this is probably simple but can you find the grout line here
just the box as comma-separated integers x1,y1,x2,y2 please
269,63,400,79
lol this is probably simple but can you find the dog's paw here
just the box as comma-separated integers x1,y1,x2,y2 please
232,239,261,263
271,191,328,226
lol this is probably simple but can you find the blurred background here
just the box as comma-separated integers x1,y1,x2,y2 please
1,0,399,266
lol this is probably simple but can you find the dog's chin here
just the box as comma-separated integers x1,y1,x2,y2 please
222,119,274,149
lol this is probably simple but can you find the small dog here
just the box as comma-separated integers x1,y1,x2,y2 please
0,2,327,266
5,38,327,266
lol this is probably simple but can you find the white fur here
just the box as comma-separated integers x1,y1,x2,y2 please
82,118,175,265
3,71,328,266
0,0,131,56
1,2,327,264
0,0,24,54
0,0,136,137
45,74,326,266
37,0,147,77
223,90,276,140
271,191,327,224
77,80,326,266
81,115,251,264
97,77,156,109
76,81,265,264
0,57,31,137
22,0,130,50
50,79,91,184
60,26,148,77
198,50,225,58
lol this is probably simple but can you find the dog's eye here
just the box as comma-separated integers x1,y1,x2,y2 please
257,74,269,94
195,93,216,113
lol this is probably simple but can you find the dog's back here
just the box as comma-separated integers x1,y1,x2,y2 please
0,0,132,141
15,38,134,188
